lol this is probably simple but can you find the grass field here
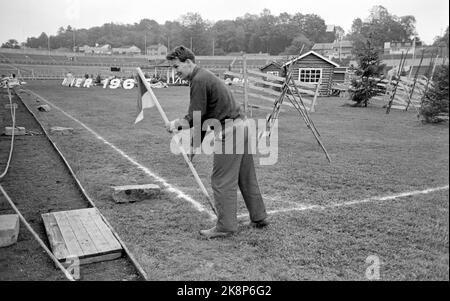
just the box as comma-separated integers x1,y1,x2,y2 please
17,80,449,280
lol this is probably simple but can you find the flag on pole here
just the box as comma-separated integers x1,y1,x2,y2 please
134,74,156,124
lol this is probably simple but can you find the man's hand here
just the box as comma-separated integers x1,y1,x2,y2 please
166,119,182,133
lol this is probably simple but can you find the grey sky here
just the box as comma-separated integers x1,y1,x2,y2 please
0,0,448,45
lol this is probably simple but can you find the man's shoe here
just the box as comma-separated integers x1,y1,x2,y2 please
249,219,270,229
199,227,233,239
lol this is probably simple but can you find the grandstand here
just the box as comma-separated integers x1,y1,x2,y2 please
0,48,275,80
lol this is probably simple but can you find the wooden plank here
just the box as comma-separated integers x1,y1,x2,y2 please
227,70,288,89
248,83,283,97
292,87,316,96
247,92,295,108
394,97,408,105
41,213,69,260
246,103,284,112
52,211,84,258
247,69,285,82
77,209,116,253
88,209,122,251
65,211,98,255
229,81,283,98
247,92,279,103
224,71,243,79
372,96,385,101
78,253,122,266
248,76,284,88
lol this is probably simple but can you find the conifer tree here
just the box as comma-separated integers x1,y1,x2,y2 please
350,40,385,107
420,65,449,123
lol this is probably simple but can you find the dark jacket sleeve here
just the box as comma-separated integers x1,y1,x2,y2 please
184,79,208,127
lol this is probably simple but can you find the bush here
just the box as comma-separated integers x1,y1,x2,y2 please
420,65,449,123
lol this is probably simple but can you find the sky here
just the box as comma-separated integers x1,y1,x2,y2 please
0,0,448,45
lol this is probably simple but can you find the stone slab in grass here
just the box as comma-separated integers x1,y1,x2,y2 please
4,126,26,136
0,214,20,248
111,184,161,203
50,126,74,135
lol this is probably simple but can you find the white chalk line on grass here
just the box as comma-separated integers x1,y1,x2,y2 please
238,185,449,219
25,89,216,220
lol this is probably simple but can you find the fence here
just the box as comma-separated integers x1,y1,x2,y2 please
223,68,320,113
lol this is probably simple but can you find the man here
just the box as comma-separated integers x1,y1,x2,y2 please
165,46,269,239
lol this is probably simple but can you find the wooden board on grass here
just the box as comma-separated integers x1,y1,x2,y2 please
42,208,122,266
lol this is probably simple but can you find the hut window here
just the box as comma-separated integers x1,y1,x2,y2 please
299,68,322,83
267,71,279,77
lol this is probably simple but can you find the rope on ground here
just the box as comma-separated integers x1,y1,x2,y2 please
0,184,75,281
0,84,16,180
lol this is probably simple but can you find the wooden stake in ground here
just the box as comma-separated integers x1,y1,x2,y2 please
136,68,217,216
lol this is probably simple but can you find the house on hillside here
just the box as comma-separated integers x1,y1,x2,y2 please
312,43,334,58
79,44,112,55
313,41,354,60
147,44,168,56
384,40,421,55
332,40,353,59
112,45,141,55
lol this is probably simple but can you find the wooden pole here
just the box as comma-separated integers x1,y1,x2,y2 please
408,38,416,80
136,68,217,216
386,50,409,114
430,55,439,82
310,80,321,112
406,50,425,111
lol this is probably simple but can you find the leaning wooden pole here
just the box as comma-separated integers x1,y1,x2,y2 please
406,50,425,111
387,50,409,114
285,83,331,163
0,184,76,281
136,68,217,216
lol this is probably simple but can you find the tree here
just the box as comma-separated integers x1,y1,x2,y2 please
420,64,449,123
283,34,312,55
302,14,327,43
433,26,449,58
350,40,385,107
347,6,417,51
179,12,211,54
212,20,245,53
1,39,20,49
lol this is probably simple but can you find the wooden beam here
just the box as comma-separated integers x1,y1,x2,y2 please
225,71,284,88
247,69,285,82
